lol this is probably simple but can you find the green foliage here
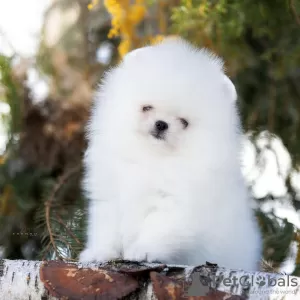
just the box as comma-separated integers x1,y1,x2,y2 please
1,0,300,272
171,0,300,165
0,55,22,143
0,57,85,260
34,166,85,260
257,210,295,270
0,158,85,260
0,162,54,258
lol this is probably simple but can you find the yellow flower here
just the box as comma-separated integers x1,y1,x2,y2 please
150,35,165,45
119,40,131,57
88,0,99,10
104,0,147,57
128,5,146,24
150,35,180,45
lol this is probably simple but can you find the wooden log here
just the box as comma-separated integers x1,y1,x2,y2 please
0,259,299,299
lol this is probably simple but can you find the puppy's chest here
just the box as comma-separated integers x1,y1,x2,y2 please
117,162,184,210
118,170,178,239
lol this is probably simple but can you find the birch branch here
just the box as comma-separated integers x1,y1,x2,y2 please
0,259,300,300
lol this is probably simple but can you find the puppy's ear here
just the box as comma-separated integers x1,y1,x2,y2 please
223,75,237,103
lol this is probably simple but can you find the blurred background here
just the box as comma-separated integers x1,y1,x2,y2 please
0,0,300,275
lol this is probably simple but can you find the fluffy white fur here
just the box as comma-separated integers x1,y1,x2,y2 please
79,38,262,271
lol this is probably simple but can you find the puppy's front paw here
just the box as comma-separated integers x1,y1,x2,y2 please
124,244,147,262
124,240,166,263
79,247,119,263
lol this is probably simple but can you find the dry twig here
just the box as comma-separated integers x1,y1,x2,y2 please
45,165,81,259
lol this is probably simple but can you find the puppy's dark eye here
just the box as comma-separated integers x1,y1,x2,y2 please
179,118,189,129
142,105,153,112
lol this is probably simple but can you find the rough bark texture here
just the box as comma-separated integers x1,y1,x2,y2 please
0,259,299,300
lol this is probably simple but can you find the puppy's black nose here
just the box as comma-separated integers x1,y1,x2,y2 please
155,120,168,132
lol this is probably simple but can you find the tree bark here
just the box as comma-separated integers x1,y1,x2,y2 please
0,259,299,300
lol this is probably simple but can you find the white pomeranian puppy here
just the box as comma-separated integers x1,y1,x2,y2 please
79,38,262,271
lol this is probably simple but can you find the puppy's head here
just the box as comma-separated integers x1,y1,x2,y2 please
96,38,239,157
134,102,190,147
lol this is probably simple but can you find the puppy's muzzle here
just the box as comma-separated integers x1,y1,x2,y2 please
151,120,168,140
